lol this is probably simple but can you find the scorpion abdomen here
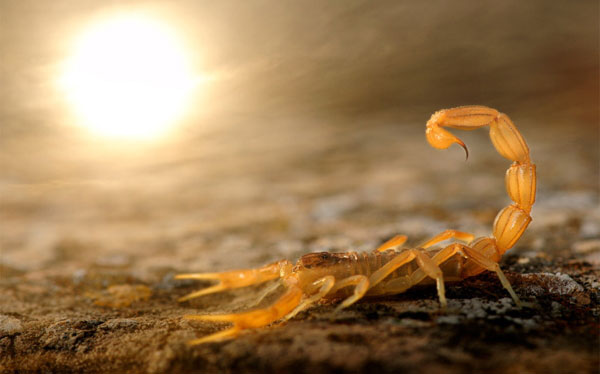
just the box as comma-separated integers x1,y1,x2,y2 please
296,249,416,280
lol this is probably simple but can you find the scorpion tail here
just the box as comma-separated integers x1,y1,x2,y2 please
426,105,536,255
183,284,303,344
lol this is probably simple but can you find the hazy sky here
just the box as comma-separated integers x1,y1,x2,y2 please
1,0,597,135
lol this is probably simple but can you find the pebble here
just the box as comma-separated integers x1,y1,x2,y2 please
551,301,563,317
0,315,23,335
100,318,139,330
520,273,584,296
436,315,461,325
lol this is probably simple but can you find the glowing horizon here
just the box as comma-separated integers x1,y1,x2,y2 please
60,15,198,140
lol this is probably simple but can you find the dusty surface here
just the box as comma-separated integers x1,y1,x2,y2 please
1,1,599,373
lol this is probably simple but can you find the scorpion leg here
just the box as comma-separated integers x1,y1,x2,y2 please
282,276,335,321
369,249,447,309
374,234,408,252
184,283,303,345
419,229,474,248
399,229,475,293
379,244,464,291
409,243,521,307
329,275,370,312
175,261,286,302
459,245,522,307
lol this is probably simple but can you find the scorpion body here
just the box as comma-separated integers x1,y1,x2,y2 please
177,106,536,345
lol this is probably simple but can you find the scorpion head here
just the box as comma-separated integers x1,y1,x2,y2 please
291,252,352,286
296,252,342,269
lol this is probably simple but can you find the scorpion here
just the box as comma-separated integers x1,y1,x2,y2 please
176,106,536,345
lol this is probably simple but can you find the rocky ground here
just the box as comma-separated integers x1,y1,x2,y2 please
1,112,598,373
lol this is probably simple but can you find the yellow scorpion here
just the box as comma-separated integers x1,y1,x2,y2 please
176,106,536,345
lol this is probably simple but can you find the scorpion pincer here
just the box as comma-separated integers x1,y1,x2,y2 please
176,106,536,345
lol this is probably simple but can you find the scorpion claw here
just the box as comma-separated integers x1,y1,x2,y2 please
184,313,236,322
178,285,226,302
187,327,241,345
182,286,304,344
175,262,286,302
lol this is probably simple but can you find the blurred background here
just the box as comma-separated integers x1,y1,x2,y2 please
0,0,598,276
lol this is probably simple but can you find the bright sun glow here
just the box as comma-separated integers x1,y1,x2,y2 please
61,15,197,139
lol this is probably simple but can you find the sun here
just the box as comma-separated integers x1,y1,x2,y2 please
60,15,197,139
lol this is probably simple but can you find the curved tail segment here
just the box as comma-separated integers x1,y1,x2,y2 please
426,106,536,255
